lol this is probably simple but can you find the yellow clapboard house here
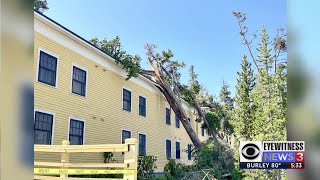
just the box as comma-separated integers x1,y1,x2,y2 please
34,11,210,173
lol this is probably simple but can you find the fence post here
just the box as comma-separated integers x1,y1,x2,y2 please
60,140,70,178
123,138,138,180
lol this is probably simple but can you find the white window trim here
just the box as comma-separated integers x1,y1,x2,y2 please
70,63,88,97
138,132,147,155
138,95,147,117
34,108,56,145
122,87,132,112
175,140,181,160
36,48,59,88
165,138,172,159
165,107,171,125
67,116,86,145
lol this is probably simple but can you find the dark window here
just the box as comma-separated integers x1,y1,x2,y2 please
72,66,87,96
122,130,131,144
38,51,57,86
121,130,131,155
123,89,131,112
69,119,84,145
176,142,180,159
166,140,171,159
139,134,146,156
175,114,180,128
34,111,53,144
188,144,192,160
201,124,205,136
166,108,171,125
188,118,191,123
139,96,146,117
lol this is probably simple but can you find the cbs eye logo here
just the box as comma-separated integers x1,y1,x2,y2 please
241,143,260,160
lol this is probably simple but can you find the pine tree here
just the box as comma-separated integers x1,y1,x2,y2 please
232,55,255,140
219,82,234,135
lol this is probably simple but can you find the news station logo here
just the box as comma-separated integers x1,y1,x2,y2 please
239,141,305,170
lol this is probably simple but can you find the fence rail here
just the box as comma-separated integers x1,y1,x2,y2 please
34,138,138,180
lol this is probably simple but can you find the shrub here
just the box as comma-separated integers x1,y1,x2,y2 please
163,159,186,179
138,155,157,180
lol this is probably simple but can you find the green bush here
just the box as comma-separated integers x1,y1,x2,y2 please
192,139,236,179
163,159,187,179
138,155,157,180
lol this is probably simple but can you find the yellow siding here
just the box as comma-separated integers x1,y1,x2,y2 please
34,16,209,172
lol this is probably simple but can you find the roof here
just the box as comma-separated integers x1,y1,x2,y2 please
34,10,194,111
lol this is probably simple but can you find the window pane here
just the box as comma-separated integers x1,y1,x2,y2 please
188,144,192,160
176,142,180,159
72,67,86,96
139,96,146,116
122,130,131,144
123,89,131,111
69,119,84,145
139,134,146,156
166,108,171,125
175,115,180,128
38,51,57,86
34,111,53,144
201,126,205,136
166,140,171,159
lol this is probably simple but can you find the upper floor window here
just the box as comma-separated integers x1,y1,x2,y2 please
38,51,58,87
175,114,180,128
34,111,54,144
138,133,146,156
166,108,171,125
139,96,146,117
123,89,132,112
72,66,87,96
166,139,171,159
69,119,85,145
176,141,181,159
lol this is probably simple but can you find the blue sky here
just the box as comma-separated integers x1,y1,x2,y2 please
44,0,286,97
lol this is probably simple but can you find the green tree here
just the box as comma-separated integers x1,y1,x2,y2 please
91,38,205,148
34,0,49,12
219,82,234,135
232,55,255,140
234,11,287,180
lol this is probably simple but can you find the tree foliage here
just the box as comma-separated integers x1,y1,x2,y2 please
34,0,49,12
232,55,255,140
138,156,157,179
219,82,234,135
90,37,142,80
233,11,287,179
